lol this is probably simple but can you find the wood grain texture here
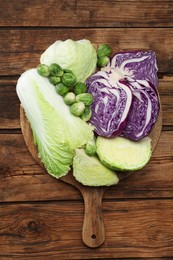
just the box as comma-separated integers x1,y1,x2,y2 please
0,200,173,258
0,29,173,76
0,0,173,28
1,0,173,257
18,90,161,248
0,131,173,202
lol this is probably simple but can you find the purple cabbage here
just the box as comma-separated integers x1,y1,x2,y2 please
87,70,132,137
109,50,158,88
120,80,160,140
86,50,159,140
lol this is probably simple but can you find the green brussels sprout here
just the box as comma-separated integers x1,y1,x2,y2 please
49,75,61,85
70,102,85,117
85,137,96,156
97,56,109,67
64,92,76,105
61,72,77,87
76,93,94,106
55,82,69,96
74,82,87,95
49,63,64,77
97,44,112,58
64,68,73,74
37,64,50,77
81,106,92,121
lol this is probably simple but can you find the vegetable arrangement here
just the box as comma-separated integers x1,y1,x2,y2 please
16,39,160,187
37,62,94,120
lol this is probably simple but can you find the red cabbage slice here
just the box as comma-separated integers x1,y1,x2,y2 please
86,50,159,140
109,50,158,88
121,80,159,140
87,70,132,137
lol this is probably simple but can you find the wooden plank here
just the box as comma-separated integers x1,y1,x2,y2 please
0,84,19,129
0,0,173,28
0,29,173,76
0,199,173,258
0,131,173,202
0,78,172,129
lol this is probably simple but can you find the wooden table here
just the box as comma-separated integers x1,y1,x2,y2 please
1,1,173,259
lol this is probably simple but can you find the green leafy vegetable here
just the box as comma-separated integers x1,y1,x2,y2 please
73,149,119,186
40,39,97,82
76,93,94,106
37,64,50,77
61,72,77,87
85,137,96,156
97,44,112,57
74,82,87,95
49,63,64,77
55,82,69,96
64,92,76,105
70,102,85,117
81,106,92,121
16,69,94,178
97,56,109,67
49,75,61,85
96,136,152,171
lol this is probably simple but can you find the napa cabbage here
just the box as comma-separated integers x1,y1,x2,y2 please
16,69,94,178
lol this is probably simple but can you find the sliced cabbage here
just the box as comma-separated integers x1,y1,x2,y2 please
40,39,97,82
16,69,94,179
73,149,119,186
121,79,159,140
96,136,152,171
87,50,159,140
109,50,158,87
86,69,133,137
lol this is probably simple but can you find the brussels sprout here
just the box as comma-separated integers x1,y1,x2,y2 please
62,72,77,87
74,82,87,95
85,137,96,156
81,106,92,121
55,82,69,96
64,68,73,74
76,93,94,106
97,44,112,58
49,75,61,85
64,92,76,105
49,63,64,77
37,64,50,77
97,56,109,67
70,102,85,117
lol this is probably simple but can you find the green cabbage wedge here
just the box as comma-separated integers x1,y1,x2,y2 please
73,149,119,186
96,136,152,171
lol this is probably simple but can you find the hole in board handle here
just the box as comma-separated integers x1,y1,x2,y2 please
91,234,96,239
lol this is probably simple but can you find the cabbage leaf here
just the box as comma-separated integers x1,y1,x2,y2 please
16,69,94,178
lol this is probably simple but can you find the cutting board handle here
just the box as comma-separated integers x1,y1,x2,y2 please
81,187,105,248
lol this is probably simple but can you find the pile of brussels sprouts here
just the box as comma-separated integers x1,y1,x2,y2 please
37,63,93,121
37,43,112,120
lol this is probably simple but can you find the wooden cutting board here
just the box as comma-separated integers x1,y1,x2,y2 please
20,99,162,248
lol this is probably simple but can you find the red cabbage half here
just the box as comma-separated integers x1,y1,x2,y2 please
86,50,159,140
108,50,158,88
87,70,132,137
120,79,159,140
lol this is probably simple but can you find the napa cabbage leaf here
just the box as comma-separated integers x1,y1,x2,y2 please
16,69,94,178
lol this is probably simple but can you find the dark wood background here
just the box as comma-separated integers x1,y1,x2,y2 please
0,0,173,259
